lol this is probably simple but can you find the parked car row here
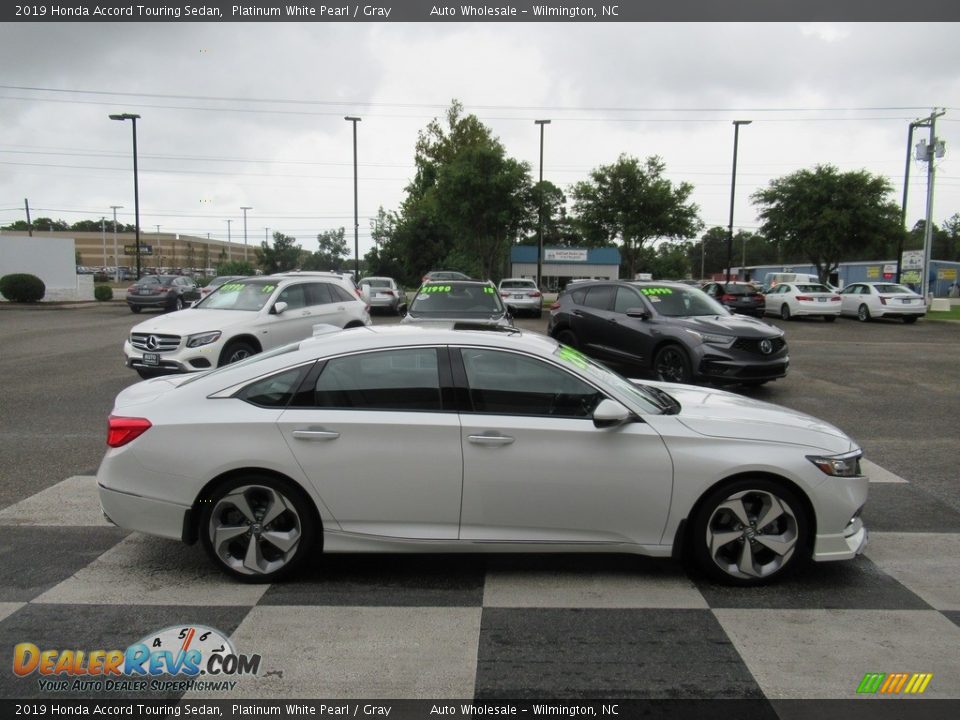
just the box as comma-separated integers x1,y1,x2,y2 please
702,280,926,324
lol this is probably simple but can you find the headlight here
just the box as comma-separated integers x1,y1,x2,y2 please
186,331,222,348
685,329,734,346
807,450,863,477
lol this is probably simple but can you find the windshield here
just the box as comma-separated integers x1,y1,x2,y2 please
409,284,505,317
552,345,676,415
631,284,728,317
194,279,279,311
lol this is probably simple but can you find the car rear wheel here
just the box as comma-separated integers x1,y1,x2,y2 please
823,315,837,323
653,344,692,384
219,340,257,366
199,475,316,582
129,305,141,314
555,329,579,349
691,478,809,586
903,316,918,324
780,304,791,320
857,304,871,322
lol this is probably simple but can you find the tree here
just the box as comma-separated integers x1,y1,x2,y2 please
636,242,692,279
70,220,107,232
255,232,302,274
570,155,703,278
519,181,586,247
301,228,349,272
752,165,901,283
216,260,256,276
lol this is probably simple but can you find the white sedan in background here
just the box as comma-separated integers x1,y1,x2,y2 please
839,282,926,323
498,278,543,318
359,276,407,315
98,325,867,586
764,282,841,322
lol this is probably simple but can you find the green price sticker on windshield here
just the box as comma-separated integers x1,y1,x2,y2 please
422,285,452,294
640,287,673,296
220,283,245,293
557,345,589,370
261,285,275,294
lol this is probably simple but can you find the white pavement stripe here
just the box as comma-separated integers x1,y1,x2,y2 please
865,532,960,611
32,534,270,607
0,603,25,624
862,459,909,483
0,476,111,526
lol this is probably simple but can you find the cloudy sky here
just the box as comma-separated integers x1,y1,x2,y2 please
1,21,958,261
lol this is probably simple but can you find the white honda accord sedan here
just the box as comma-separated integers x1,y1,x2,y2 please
97,325,868,585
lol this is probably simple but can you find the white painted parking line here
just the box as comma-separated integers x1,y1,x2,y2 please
0,603,25,624
865,532,960,610
0,476,110,525
862,459,909,483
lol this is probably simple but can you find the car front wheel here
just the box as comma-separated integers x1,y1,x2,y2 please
857,304,871,322
219,340,257,366
691,478,809,585
653,344,692,384
780,304,791,320
199,476,316,582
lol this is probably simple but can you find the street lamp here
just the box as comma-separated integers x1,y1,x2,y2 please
110,205,123,281
109,113,142,279
726,120,751,283
240,206,252,263
534,119,551,290
345,116,361,280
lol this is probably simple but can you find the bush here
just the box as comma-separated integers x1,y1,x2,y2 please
94,284,114,301
0,273,46,303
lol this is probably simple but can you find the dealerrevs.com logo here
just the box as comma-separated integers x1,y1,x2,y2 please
13,624,261,693
857,672,934,695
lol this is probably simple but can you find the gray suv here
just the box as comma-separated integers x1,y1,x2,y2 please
547,280,788,386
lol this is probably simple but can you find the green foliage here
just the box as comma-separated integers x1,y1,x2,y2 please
752,164,901,282
215,260,256,276
94,285,114,301
70,220,107,232
301,228,350,272
635,242,692,280
0,273,46,302
373,101,537,285
571,155,703,279
255,232,302,274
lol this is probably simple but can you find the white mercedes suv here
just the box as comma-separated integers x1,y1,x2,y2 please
124,273,371,378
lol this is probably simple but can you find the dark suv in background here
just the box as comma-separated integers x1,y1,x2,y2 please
700,281,766,317
547,280,788,386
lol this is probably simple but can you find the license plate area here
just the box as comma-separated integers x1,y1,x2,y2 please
143,353,160,366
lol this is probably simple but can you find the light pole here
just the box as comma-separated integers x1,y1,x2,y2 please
240,206,252,263
345,116,361,280
155,225,161,271
109,113,142,279
897,121,921,284
726,120,751,283
226,219,232,261
100,217,106,268
534,119,551,290
110,205,123,281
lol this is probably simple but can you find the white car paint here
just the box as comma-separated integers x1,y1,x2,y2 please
839,282,926,322
764,282,842,320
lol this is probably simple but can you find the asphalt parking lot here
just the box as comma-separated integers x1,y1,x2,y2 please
1,303,959,706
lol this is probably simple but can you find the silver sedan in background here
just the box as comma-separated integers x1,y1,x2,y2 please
359,276,407,315
98,325,867,586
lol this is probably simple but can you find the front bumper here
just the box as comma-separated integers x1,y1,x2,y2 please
696,348,790,382
124,340,216,374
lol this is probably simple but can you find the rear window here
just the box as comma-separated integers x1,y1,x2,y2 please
796,284,831,293
501,280,536,290
362,279,392,288
874,284,913,294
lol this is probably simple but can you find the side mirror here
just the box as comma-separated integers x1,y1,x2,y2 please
593,398,632,429
271,301,289,315
625,307,650,320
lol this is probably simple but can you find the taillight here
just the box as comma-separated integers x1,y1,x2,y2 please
831,296,841,302
107,416,152,448
795,295,813,301
501,292,510,298
721,294,736,302
549,301,561,311
531,291,542,298
879,296,889,305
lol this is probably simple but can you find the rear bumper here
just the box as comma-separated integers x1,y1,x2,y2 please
98,483,189,541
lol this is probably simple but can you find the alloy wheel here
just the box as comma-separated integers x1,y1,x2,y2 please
704,488,799,581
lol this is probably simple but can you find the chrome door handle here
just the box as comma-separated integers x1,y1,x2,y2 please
467,434,515,446
292,429,340,441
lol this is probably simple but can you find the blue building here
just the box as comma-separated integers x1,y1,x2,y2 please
734,260,960,296
510,246,621,290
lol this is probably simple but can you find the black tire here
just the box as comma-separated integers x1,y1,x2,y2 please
857,304,871,322
903,316,918,324
823,315,837,323
780,304,791,321
690,477,810,586
534,308,543,319
199,474,317,583
219,340,257,367
168,296,184,313
555,329,579,349
129,305,142,314
653,344,692,384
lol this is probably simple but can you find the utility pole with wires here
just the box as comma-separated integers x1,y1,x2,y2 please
913,109,946,301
